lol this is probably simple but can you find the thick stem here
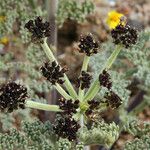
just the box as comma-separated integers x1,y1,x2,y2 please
26,100,62,112
78,56,90,136
81,56,90,71
41,39,56,61
41,39,78,99
80,114,84,127
78,56,90,150
78,56,90,101
104,45,122,70
83,45,122,102
63,74,78,99
54,83,72,99
83,79,100,102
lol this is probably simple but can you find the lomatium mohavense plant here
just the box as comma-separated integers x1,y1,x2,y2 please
1,11,147,150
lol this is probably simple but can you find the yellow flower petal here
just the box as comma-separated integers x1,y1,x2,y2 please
106,10,126,29
0,37,9,45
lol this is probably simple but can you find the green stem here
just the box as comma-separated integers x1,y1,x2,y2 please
83,79,100,101
81,56,90,71
54,83,72,99
41,39,78,99
41,39,56,61
78,56,90,138
26,100,62,112
83,45,122,102
104,45,122,70
78,56,90,101
63,74,78,99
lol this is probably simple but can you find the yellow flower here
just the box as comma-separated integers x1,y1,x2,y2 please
0,16,6,22
106,11,126,29
0,37,9,45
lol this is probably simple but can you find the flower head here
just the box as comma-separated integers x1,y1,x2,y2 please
85,100,100,116
76,71,92,90
106,10,126,29
59,98,79,116
25,16,50,43
0,82,28,113
78,33,99,56
53,115,80,141
40,61,68,85
111,24,138,48
99,70,112,90
104,91,122,109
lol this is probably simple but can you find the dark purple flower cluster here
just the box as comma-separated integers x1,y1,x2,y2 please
111,24,138,48
53,115,80,141
99,70,122,109
85,100,100,116
76,71,92,90
104,91,122,109
0,82,28,113
78,34,99,56
25,16,50,43
59,98,79,116
99,70,112,90
40,61,68,85
53,98,80,141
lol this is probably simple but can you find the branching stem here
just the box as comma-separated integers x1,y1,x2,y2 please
54,83,72,99
78,56,90,101
41,39,78,99
26,100,62,112
83,45,122,102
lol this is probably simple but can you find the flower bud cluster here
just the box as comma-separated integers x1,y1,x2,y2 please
85,100,100,116
76,71,92,90
111,24,138,48
78,34,99,56
99,70,112,90
99,70,122,109
53,98,80,141
25,16,51,43
59,98,79,116
53,115,80,141
104,91,122,109
40,61,68,85
0,82,28,113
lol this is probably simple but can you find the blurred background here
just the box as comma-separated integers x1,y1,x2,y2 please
0,0,150,149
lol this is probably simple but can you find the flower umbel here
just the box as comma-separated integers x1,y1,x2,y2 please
99,70,112,90
106,10,126,29
40,61,68,85
104,91,122,109
111,24,138,48
25,16,50,43
0,82,28,113
78,33,99,56
53,115,80,141
76,71,92,90
59,98,79,116
85,100,100,116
